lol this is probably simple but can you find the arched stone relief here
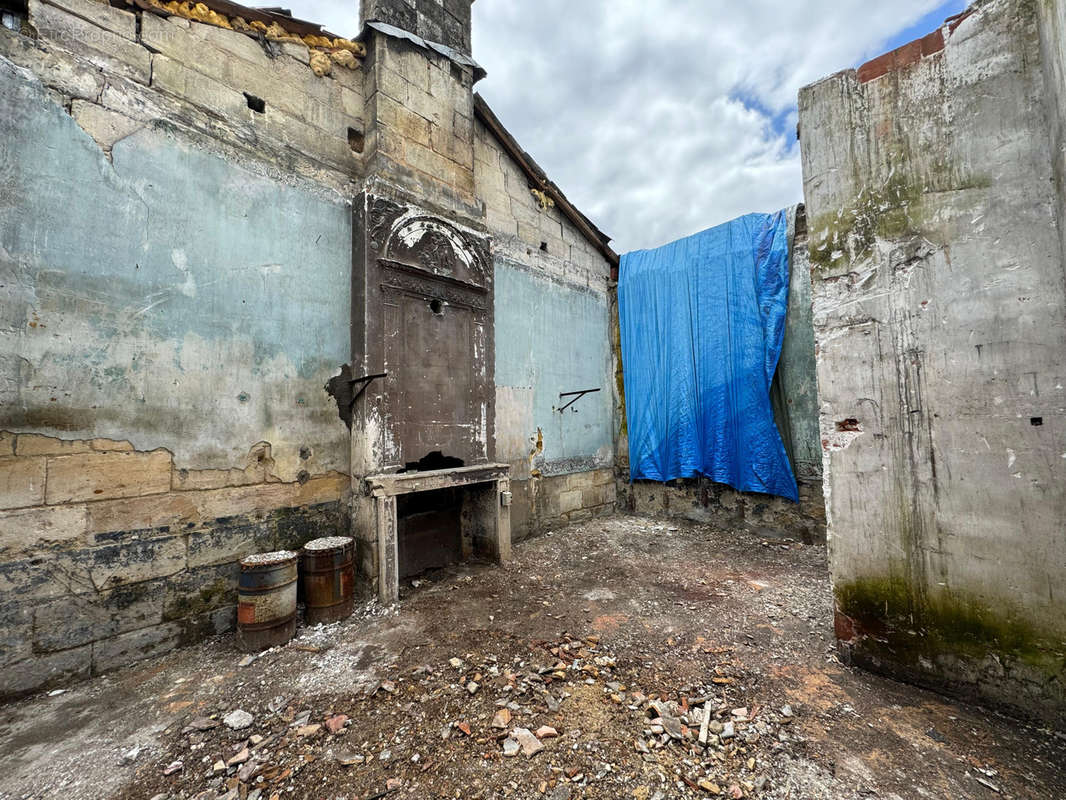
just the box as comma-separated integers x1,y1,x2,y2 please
383,215,486,286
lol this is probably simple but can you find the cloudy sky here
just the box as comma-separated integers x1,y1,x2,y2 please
284,1,967,253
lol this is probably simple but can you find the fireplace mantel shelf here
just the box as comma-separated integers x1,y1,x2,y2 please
366,463,510,497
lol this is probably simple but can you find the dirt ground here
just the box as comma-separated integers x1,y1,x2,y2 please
1,514,1063,800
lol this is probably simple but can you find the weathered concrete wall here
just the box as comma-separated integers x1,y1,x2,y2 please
1038,0,1066,288
799,0,1065,722
475,118,617,539
0,0,363,695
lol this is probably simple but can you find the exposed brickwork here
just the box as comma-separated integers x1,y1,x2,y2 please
857,29,945,83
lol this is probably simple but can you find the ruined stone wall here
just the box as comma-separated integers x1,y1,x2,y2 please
474,119,617,540
0,0,365,696
799,0,1065,722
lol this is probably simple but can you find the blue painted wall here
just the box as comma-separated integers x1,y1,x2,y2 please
494,259,614,475
0,59,352,476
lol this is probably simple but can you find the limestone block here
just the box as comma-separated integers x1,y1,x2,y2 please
186,520,274,569
163,562,238,621
557,489,584,514
375,61,410,103
194,481,296,523
0,644,91,697
70,100,142,150
0,601,33,667
32,579,166,651
0,433,14,458
45,450,172,504
15,434,91,457
0,503,87,554
42,0,136,39
151,54,248,118
87,491,199,541
29,1,150,83
0,456,46,509
378,92,431,146
91,621,183,674
81,535,187,588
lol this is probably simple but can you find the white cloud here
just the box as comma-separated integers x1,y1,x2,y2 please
282,1,955,252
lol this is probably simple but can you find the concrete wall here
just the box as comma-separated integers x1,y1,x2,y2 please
799,0,1065,722
475,119,617,539
0,0,364,696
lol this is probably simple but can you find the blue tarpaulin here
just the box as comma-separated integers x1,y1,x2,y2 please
618,211,798,502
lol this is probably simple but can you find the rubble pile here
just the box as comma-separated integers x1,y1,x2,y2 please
136,632,799,800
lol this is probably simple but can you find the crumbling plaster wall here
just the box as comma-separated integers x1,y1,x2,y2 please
1,0,364,696
799,0,1065,721
474,119,616,540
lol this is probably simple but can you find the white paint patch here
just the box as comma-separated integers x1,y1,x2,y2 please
170,249,197,298
1007,449,1016,470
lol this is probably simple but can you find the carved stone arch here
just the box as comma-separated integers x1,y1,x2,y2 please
383,216,485,285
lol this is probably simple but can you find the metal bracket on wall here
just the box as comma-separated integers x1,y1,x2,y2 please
557,388,601,413
349,372,388,412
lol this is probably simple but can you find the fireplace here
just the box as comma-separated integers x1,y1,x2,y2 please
345,191,511,602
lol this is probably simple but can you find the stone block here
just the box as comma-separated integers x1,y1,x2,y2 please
557,489,583,514
163,562,238,621
90,438,135,452
80,534,187,589
0,554,77,601
0,644,92,698
0,503,88,555
32,578,166,651
15,434,91,457
150,54,249,118
258,105,355,170
581,485,614,509
0,432,14,458
378,92,431,146
42,0,137,39
45,449,172,504
70,100,142,151
194,481,296,524
403,139,474,194
29,0,150,83
0,600,34,667
0,30,102,100
181,603,236,642
275,500,347,551
87,491,199,541
186,519,274,569
91,621,183,674
0,456,46,510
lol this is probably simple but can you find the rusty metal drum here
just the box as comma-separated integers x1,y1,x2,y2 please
237,550,298,652
301,536,355,625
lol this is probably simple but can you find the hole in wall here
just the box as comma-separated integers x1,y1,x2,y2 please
400,451,465,473
244,92,266,113
429,298,444,315
348,126,365,154
836,418,861,432
540,241,548,252
1,0,28,32
1031,417,1043,426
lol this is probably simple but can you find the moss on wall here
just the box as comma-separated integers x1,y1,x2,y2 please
836,574,1065,675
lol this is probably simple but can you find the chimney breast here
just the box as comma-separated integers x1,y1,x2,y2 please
361,0,473,55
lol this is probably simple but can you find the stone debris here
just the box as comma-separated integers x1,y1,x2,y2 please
162,760,183,776
511,727,544,758
535,725,558,739
501,737,520,757
222,709,254,730
491,708,512,729
324,713,348,733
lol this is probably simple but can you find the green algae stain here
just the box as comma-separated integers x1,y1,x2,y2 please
836,574,1065,672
